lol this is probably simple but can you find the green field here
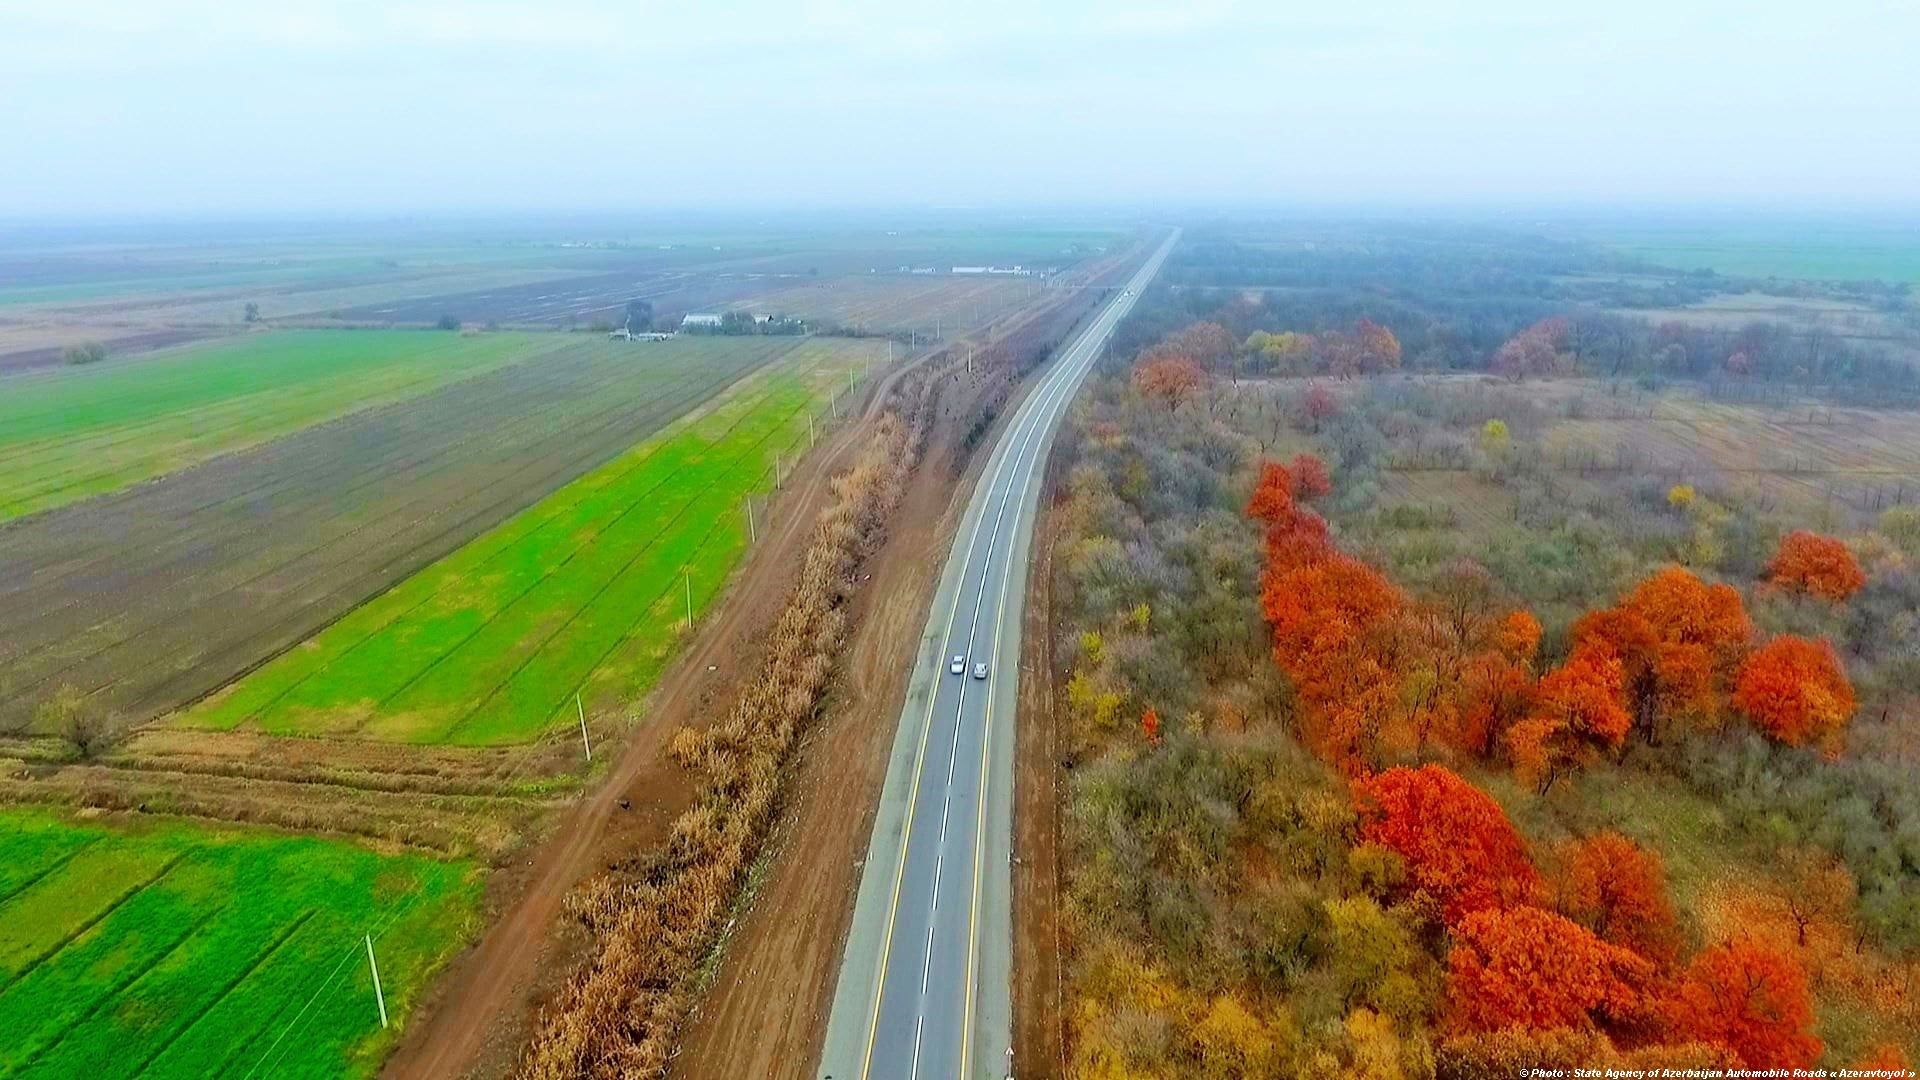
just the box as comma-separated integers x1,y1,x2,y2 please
181,336,886,745
1600,221,1920,283
0,808,479,1079
0,329,569,520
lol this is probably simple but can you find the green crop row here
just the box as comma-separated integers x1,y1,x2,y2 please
180,337,886,746
0,808,479,1079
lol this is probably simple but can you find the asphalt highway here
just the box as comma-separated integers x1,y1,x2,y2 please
819,228,1178,1080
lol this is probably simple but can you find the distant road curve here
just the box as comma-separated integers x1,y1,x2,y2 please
819,228,1178,1080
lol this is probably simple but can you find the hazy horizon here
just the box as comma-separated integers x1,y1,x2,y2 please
4,0,1917,217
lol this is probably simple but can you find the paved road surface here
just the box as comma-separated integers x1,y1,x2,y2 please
818,229,1178,1080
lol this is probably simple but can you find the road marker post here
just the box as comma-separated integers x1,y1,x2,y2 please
809,413,816,447
746,498,757,543
576,693,592,762
365,935,388,1029
685,568,694,628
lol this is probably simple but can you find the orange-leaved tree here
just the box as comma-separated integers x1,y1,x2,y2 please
1732,635,1856,748
1555,832,1679,964
1131,355,1206,412
1352,765,1539,924
1674,940,1822,1069
1571,566,1753,742
1262,553,1407,766
1767,530,1866,601
1446,904,1654,1033
1506,643,1630,793
1244,460,1296,524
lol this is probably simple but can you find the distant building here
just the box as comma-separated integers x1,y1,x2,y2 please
681,313,724,330
607,327,631,340
952,265,989,275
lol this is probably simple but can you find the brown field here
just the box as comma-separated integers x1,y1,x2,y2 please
725,274,1045,333
1613,291,1920,365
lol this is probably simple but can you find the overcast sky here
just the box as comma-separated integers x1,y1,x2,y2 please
3,0,1915,217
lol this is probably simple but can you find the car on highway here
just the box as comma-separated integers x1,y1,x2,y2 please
972,661,989,680
950,655,965,675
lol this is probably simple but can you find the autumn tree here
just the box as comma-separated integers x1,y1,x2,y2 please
1245,329,1313,375
1132,355,1207,411
1140,707,1162,746
1245,460,1297,524
1352,765,1539,924
1290,453,1332,499
1571,566,1753,742
1675,941,1822,1069
1491,316,1570,380
1732,635,1856,748
1555,832,1679,964
1301,383,1339,431
1263,554,1407,765
1507,643,1630,793
1354,319,1402,374
1162,321,1237,373
1445,905,1653,1033
1766,530,1866,601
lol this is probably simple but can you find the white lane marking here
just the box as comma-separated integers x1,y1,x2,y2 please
906,237,1174,1078
956,247,1168,1074
902,288,1112,1079
859,283,1112,1080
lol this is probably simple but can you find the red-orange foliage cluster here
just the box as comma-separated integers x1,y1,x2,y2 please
1156,321,1236,371
1557,832,1680,964
1140,708,1161,745
1244,459,1296,522
1446,905,1653,1033
1767,530,1866,601
1675,941,1823,1069
1130,354,1206,411
1733,635,1856,748
1491,316,1571,380
1569,566,1753,742
1262,553,1406,764
1507,643,1630,793
1495,610,1542,663
1353,765,1540,924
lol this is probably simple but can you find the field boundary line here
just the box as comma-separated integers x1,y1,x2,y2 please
0,835,102,908
231,361,804,732
128,907,319,1079
434,378,825,742
0,849,190,997
14,900,229,1072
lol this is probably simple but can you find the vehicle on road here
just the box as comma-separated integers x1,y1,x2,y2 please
950,655,965,675
972,661,989,680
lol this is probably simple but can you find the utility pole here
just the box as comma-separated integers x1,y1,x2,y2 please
576,693,592,761
808,412,815,447
746,498,756,543
685,568,694,628
366,935,389,1029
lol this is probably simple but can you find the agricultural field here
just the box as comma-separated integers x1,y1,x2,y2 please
0,807,478,1079
0,221,1121,369
1586,220,1920,283
181,336,885,744
723,274,1045,335
0,336,813,733
0,330,571,520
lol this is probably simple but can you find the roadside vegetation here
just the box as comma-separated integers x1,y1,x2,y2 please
1043,228,1919,1076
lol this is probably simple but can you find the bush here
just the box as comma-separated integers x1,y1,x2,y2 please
62,341,108,365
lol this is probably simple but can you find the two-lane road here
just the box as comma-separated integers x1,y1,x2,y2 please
820,229,1178,1080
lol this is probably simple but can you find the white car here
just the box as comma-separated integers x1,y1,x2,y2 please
972,661,989,680
950,655,965,675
